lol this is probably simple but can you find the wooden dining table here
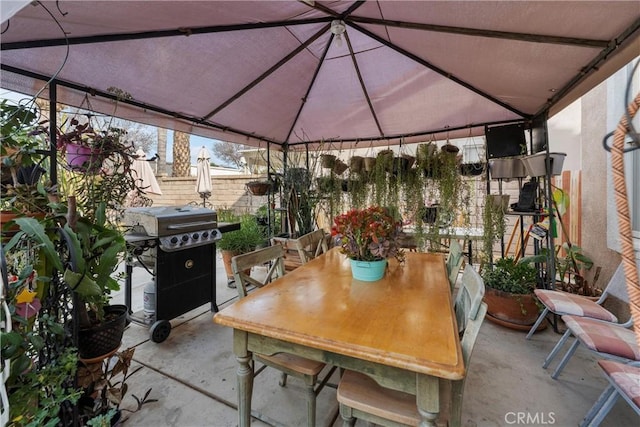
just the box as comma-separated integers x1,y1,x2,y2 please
213,247,464,427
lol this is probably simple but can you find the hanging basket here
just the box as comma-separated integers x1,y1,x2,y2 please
65,143,104,174
376,150,394,172
246,180,271,196
333,159,348,175
363,157,376,172
320,154,337,169
349,156,364,173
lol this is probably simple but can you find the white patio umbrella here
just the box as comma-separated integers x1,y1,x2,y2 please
195,146,212,204
131,149,162,195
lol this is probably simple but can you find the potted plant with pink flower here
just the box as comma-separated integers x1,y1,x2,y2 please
331,206,404,281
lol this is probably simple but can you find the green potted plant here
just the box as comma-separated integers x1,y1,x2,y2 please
1,101,56,235
331,206,405,282
217,214,266,286
481,257,542,331
6,200,129,360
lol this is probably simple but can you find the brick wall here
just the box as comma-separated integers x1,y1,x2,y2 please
147,175,270,214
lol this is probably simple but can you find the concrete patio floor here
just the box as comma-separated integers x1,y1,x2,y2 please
108,252,638,427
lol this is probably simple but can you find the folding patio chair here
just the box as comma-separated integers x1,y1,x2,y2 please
336,264,487,427
526,263,626,339
542,314,637,380
231,245,335,427
580,360,640,427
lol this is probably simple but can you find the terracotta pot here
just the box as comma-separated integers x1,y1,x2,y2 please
483,286,542,329
220,250,250,280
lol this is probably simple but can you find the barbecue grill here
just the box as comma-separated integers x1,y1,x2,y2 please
123,205,221,342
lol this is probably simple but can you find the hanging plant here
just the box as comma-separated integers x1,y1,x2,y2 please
482,194,508,259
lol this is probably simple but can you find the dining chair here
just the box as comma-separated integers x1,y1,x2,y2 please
271,229,329,271
291,229,329,264
579,360,640,427
231,245,334,427
525,263,626,339
336,264,487,427
542,314,638,380
446,240,464,292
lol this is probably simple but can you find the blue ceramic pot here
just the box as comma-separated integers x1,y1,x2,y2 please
350,258,387,282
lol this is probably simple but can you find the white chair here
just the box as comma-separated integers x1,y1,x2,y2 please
337,264,487,427
446,240,464,292
231,245,334,427
580,360,640,427
526,264,626,339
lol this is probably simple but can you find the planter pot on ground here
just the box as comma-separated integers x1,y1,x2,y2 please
483,287,545,332
221,250,251,281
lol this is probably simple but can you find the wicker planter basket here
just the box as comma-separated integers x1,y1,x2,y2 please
246,181,271,196
78,305,128,360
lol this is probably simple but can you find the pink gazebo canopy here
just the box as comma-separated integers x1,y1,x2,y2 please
1,1,638,150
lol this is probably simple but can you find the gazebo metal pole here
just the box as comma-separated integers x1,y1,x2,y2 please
49,83,58,185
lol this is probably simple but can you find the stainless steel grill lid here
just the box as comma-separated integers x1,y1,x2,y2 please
123,205,217,237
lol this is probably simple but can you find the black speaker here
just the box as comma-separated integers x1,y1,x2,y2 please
485,123,527,159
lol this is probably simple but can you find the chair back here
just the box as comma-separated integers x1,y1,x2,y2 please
231,245,286,298
601,263,629,302
449,265,487,427
292,229,328,264
454,264,485,333
446,240,464,291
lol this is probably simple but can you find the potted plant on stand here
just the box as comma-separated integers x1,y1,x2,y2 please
331,206,404,282
481,257,543,331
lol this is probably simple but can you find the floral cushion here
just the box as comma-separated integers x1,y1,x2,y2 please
562,315,639,360
535,289,617,322
598,360,640,410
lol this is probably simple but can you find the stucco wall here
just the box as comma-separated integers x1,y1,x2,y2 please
581,82,626,319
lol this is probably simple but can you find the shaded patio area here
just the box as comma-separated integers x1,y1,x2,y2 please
109,251,637,427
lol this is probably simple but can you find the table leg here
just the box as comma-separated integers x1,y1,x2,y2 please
234,330,253,427
416,374,439,427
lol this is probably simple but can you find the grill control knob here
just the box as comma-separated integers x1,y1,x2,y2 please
202,231,209,239
192,233,199,240
181,235,189,243
170,236,179,245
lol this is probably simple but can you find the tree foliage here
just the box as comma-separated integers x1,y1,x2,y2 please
211,140,246,168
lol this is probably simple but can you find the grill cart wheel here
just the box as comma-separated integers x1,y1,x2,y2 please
150,320,171,343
